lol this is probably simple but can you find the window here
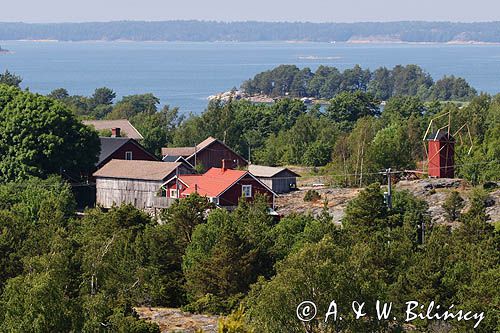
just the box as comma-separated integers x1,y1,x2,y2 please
209,197,219,205
170,189,178,198
125,151,133,160
242,185,252,198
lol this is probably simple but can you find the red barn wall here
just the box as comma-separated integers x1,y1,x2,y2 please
428,140,455,178
219,175,274,207
428,140,441,177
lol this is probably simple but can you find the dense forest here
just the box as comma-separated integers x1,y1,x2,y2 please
1,21,500,42
241,64,477,101
0,70,498,332
0,176,497,331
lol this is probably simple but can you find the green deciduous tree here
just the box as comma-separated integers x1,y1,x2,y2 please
131,105,183,156
366,122,415,172
382,95,425,124
0,85,100,181
326,91,380,124
108,93,160,119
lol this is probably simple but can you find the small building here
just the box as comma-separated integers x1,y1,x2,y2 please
248,165,300,194
427,130,455,178
97,137,158,169
163,161,276,209
161,136,247,172
93,159,193,209
83,119,144,140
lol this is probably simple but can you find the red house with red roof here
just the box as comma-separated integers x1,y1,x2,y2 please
162,160,276,209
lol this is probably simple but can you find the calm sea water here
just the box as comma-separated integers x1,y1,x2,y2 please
1,41,500,114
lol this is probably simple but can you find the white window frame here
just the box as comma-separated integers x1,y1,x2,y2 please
242,185,252,198
125,151,133,160
170,189,178,198
209,197,219,205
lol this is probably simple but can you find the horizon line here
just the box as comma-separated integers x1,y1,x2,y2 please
1,19,500,25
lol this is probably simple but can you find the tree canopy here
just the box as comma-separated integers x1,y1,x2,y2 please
242,64,476,101
0,84,100,181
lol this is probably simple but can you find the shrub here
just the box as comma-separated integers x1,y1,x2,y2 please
304,189,321,202
182,293,241,315
442,191,465,221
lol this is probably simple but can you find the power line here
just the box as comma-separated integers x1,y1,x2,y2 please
0,159,497,190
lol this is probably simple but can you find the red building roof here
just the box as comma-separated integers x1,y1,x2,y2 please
177,168,249,197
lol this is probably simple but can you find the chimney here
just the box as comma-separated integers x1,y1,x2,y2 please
222,159,232,171
111,127,121,138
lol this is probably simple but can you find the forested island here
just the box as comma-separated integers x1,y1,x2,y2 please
1,21,500,42
240,64,477,101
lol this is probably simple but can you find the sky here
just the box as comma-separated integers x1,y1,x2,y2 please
1,0,499,23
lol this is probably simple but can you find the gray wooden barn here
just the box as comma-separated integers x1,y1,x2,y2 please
93,159,193,209
248,165,300,194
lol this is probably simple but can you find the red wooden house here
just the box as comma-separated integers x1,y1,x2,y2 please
161,137,247,172
163,160,276,209
427,130,455,178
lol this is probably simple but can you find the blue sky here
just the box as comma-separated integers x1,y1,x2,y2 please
1,0,499,23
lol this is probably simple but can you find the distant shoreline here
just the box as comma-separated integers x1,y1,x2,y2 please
3,39,500,45
2,21,500,44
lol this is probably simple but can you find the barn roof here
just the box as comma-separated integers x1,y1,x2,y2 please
93,160,181,181
161,137,219,157
98,137,157,166
161,147,196,158
196,136,218,150
161,137,247,163
98,137,131,165
83,119,144,140
248,164,301,178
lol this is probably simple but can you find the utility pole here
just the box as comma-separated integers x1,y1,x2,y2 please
421,219,425,244
383,168,393,209
176,166,180,199
248,144,251,165
194,145,197,169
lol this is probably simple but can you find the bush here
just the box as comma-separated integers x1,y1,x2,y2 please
182,293,241,315
218,305,254,333
442,191,465,221
483,181,498,191
303,189,321,202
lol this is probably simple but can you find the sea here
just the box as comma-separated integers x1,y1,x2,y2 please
1,40,500,115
